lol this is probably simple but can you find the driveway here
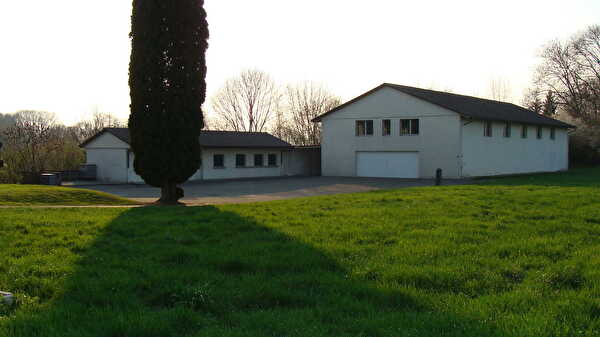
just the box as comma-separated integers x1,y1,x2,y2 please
77,176,471,205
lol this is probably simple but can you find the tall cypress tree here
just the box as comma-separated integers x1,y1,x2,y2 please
129,0,208,203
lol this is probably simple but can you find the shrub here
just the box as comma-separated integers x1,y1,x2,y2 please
0,168,21,184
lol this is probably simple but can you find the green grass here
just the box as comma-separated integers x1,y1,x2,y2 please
480,166,600,187
0,168,599,336
0,184,138,206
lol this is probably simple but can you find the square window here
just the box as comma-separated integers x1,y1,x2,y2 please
382,119,391,136
254,154,264,167
504,122,511,138
521,125,528,138
213,154,224,168
537,126,543,139
356,120,373,136
484,121,493,137
400,119,419,135
268,154,277,166
235,154,246,167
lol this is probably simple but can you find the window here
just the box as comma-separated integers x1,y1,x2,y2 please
521,125,528,139
503,122,511,138
268,154,277,166
550,128,555,140
537,126,543,139
355,120,373,136
382,119,391,136
235,154,246,167
213,154,224,168
254,154,264,167
483,121,493,137
126,150,130,168
400,119,419,135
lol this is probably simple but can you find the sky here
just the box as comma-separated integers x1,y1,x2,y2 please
0,0,598,125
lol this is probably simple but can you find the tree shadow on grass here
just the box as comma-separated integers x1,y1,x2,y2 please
5,206,514,337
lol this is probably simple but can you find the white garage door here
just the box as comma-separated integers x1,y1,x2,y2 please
356,152,419,178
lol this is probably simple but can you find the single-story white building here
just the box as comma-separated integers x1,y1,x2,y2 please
313,83,574,178
80,129,319,183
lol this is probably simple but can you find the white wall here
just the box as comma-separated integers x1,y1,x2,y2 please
84,133,129,183
461,120,569,177
320,87,462,178
85,134,289,183
201,148,284,180
282,149,320,176
126,153,203,184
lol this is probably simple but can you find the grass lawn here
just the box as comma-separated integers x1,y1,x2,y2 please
0,184,138,206
0,168,599,337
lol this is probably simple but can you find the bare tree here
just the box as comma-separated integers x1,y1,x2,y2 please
284,82,341,145
211,70,281,132
3,110,59,174
533,25,600,123
74,110,124,142
488,77,513,102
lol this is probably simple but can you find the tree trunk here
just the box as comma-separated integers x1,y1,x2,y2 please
158,182,183,205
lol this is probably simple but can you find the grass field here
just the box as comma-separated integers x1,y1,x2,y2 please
0,184,137,206
0,168,599,336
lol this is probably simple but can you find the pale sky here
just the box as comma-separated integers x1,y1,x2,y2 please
0,0,598,125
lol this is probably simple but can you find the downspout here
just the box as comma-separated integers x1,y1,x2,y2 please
458,117,470,178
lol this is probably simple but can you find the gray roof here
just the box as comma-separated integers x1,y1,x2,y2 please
80,128,292,148
314,83,574,128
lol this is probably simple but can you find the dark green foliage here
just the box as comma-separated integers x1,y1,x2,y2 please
128,1,209,191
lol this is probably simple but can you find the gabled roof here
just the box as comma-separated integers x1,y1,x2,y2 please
313,83,574,128
80,128,292,149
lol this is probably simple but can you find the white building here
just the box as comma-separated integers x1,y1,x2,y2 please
81,129,319,183
313,83,573,178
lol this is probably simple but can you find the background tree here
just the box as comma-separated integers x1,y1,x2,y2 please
74,110,124,143
522,87,543,114
543,91,558,116
3,111,58,175
129,0,209,204
284,82,341,145
531,25,600,123
488,77,513,102
524,25,600,165
211,69,281,132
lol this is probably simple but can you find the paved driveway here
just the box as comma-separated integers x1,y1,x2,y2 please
78,176,470,205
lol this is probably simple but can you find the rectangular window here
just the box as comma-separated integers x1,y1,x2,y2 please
126,150,130,168
355,120,374,136
484,121,493,137
504,122,511,138
537,126,543,139
400,119,419,135
213,154,224,168
521,125,528,139
382,119,391,136
254,154,264,167
550,128,555,140
268,154,277,166
412,119,419,135
235,154,246,167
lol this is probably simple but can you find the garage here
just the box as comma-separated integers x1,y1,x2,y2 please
356,151,419,178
